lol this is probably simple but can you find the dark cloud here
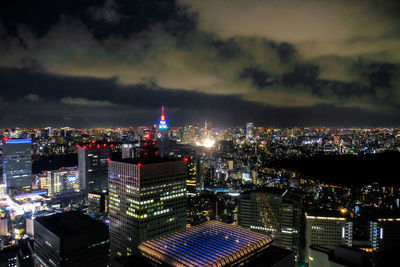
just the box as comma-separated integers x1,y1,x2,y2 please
87,0,126,24
270,42,296,63
240,66,277,88
0,0,399,127
212,38,242,62
0,67,398,128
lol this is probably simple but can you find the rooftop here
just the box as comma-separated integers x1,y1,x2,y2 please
241,187,301,202
112,156,184,166
306,208,345,218
139,221,272,267
35,211,107,238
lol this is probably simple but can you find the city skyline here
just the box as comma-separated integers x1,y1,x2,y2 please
1,0,399,128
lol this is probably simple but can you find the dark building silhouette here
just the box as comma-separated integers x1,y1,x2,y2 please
78,145,111,193
157,106,171,157
34,211,109,267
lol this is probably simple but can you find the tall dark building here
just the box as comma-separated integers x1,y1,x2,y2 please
239,188,303,261
156,106,171,157
369,216,400,254
108,157,187,258
88,192,107,216
305,210,352,265
78,145,111,193
185,156,199,195
2,138,32,191
33,211,109,267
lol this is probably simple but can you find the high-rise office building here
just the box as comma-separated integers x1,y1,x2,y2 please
39,167,79,195
33,211,109,267
185,157,199,195
2,138,32,191
0,217,8,236
305,210,353,264
369,217,400,253
108,157,187,258
121,144,134,159
204,121,212,131
78,145,111,193
156,106,171,157
88,192,108,216
239,188,303,260
246,122,255,139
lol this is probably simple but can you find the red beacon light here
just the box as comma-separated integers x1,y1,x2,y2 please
183,157,189,162
76,145,80,148
110,144,114,148
89,144,92,148
137,163,142,167
103,144,106,147
107,158,111,162
83,145,87,149
97,145,100,148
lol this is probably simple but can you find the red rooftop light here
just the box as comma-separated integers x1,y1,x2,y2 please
83,145,87,149
137,163,142,167
183,157,189,162
107,158,111,162
110,144,114,148
103,144,106,147
76,145,80,148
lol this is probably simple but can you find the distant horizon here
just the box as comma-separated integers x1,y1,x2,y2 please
1,124,400,130
1,1,399,127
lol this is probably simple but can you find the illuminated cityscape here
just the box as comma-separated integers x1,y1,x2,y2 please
1,1,400,266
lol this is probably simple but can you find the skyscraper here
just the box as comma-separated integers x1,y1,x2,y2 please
185,156,199,195
108,157,187,258
34,211,109,267
369,217,400,253
39,167,79,195
2,138,32,191
305,210,353,264
121,143,134,159
78,145,111,194
239,188,303,260
157,106,171,157
246,122,255,139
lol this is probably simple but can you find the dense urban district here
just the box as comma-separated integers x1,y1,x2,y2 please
0,108,399,266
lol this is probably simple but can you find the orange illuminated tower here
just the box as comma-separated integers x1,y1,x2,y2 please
159,106,167,129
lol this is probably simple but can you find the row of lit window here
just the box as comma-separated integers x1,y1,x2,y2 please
160,193,185,201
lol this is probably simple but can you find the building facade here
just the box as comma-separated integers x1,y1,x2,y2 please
108,158,187,258
305,211,353,264
239,188,303,261
39,167,79,195
2,138,32,191
78,146,111,193
369,217,400,253
186,157,199,195
88,192,107,216
34,211,109,267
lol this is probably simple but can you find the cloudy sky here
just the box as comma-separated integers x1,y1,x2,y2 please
0,0,399,128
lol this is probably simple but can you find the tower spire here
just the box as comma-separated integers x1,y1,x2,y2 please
159,106,167,129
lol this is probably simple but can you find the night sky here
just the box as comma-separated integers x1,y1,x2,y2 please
1,0,399,128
